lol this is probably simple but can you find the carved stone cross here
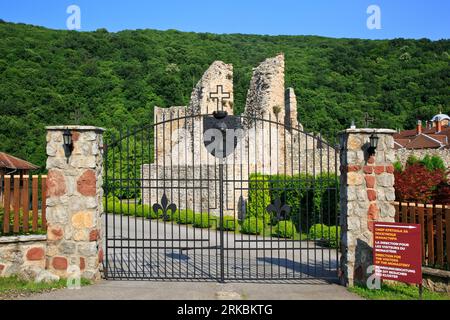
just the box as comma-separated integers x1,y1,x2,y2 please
210,85,230,111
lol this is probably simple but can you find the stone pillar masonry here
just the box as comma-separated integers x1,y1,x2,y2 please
45,126,105,280
338,128,396,287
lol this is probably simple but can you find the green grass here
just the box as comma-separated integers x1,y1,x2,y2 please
348,282,450,300
0,276,92,299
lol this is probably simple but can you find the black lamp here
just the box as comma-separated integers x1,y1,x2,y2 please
368,133,379,155
63,129,73,160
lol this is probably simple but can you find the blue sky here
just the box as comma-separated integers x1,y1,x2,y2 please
0,0,449,40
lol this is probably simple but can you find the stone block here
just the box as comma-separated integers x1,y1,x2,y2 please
69,156,96,169
376,173,394,187
46,170,67,197
26,247,45,261
71,211,94,229
367,190,377,201
347,172,363,186
77,170,97,196
365,175,375,188
52,257,68,270
59,241,76,255
347,135,362,150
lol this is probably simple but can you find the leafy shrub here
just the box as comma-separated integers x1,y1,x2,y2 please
394,163,446,203
193,213,213,228
308,224,340,248
430,155,446,171
309,224,330,240
272,220,295,238
420,154,446,172
220,216,236,231
240,217,264,235
393,161,403,172
247,174,271,222
174,210,195,225
269,173,339,231
328,226,341,248
138,204,159,219
406,155,420,166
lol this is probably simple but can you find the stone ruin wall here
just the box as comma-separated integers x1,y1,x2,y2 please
394,148,450,168
142,54,338,216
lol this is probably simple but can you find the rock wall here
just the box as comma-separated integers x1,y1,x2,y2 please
338,129,396,287
45,126,104,280
394,148,450,168
0,235,58,282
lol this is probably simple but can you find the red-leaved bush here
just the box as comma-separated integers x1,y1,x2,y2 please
435,172,450,203
394,164,448,203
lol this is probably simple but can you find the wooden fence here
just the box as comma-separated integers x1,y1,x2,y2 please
394,201,450,270
0,175,47,235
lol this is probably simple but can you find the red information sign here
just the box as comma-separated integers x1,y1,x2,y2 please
373,222,422,285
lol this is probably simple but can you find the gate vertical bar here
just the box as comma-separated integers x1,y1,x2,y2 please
219,135,225,283
104,145,109,279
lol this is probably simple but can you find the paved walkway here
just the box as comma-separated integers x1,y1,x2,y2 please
105,215,340,280
22,280,362,300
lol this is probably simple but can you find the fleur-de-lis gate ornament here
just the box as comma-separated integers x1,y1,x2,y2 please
266,198,291,222
152,193,177,221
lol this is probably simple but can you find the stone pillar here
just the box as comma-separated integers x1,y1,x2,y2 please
45,126,105,280
338,128,396,287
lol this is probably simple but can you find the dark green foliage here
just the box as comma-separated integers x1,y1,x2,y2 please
173,209,195,225
193,213,213,228
220,216,236,231
393,161,403,172
309,223,330,240
308,224,340,248
272,220,295,239
0,22,448,176
420,154,446,171
103,198,153,218
406,155,420,166
267,173,339,232
328,225,341,248
247,174,271,223
240,217,264,235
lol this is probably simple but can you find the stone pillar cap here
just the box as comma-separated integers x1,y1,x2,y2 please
339,128,396,134
46,125,106,132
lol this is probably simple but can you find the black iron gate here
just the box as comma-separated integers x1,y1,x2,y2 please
103,111,339,281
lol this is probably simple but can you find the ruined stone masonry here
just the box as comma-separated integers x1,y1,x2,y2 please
142,54,337,215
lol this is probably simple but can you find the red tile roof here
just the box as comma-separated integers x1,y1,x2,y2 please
394,125,450,150
0,152,39,170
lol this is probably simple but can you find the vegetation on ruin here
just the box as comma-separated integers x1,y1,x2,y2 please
0,21,448,171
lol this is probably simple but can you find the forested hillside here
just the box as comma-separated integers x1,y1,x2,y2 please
0,21,449,170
